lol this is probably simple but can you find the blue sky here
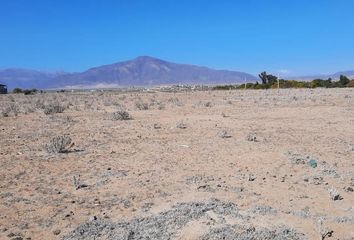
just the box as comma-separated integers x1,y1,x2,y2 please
0,0,353,76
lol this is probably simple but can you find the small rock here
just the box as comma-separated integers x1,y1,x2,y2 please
248,174,256,181
321,230,334,239
312,176,323,185
89,216,97,221
11,237,23,240
53,229,61,235
176,122,187,129
7,233,15,237
65,211,74,217
219,130,232,138
308,159,317,168
153,123,161,129
247,134,258,142
329,188,343,201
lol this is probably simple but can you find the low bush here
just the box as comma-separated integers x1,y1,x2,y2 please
45,135,74,153
43,102,66,115
112,109,132,120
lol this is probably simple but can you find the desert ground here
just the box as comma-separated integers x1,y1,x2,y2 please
0,88,353,240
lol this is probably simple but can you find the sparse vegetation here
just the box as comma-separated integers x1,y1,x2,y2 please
45,135,74,153
135,100,149,110
1,89,353,239
0,103,19,117
213,73,354,90
112,109,132,120
12,88,38,95
43,101,66,115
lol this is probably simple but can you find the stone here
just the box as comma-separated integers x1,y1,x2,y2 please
89,216,98,221
329,188,343,201
308,159,317,168
248,174,256,181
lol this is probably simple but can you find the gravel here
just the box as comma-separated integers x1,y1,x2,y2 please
63,198,305,240
201,224,305,240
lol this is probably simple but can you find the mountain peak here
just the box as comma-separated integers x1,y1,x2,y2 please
133,56,165,63
1,57,258,89
135,56,156,60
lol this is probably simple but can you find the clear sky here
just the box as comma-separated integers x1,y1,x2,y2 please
1,0,354,76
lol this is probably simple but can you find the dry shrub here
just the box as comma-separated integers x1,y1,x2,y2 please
135,101,149,110
112,109,132,120
0,103,19,117
46,135,74,153
43,101,66,115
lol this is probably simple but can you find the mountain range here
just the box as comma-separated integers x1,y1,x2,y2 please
0,56,353,90
289,71,354,81
0,56,257,90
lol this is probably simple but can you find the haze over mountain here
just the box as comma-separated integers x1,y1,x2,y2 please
1,57,353,90
291,70,354,81
0,68,65,90
0,56,257,90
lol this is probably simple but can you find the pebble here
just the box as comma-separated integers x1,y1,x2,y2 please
11,237,23,240
248,174,256,181
89,216,98,221
7,233,15,237
329,189,343,201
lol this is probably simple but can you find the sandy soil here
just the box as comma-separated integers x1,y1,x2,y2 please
0,88,353,240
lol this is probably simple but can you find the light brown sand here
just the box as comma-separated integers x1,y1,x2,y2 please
0,88,353,239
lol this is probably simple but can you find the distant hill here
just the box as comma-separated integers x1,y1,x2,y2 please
0,68,64,90
0,56,257,89
291,70,354,81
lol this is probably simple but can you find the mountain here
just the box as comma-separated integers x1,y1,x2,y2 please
0,56,257,89
51,56,257,89
0,68,65,90
291,70,354,81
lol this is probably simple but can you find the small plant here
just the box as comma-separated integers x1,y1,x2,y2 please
176,122,187,129
135,101,149,110
219,130,232,138
0,103,19,117
168,97,184,106
204,101,213,107
247,134,258,142
157,102,165,110
46,135,74,153
0,106,11,117
13,88,23,94
112,109,132,120
43,102,66,115
73,175,88,190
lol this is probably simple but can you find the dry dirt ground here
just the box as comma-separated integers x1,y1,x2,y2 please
0,88,353,240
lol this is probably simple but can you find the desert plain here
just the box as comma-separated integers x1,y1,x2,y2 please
0,88,353,240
